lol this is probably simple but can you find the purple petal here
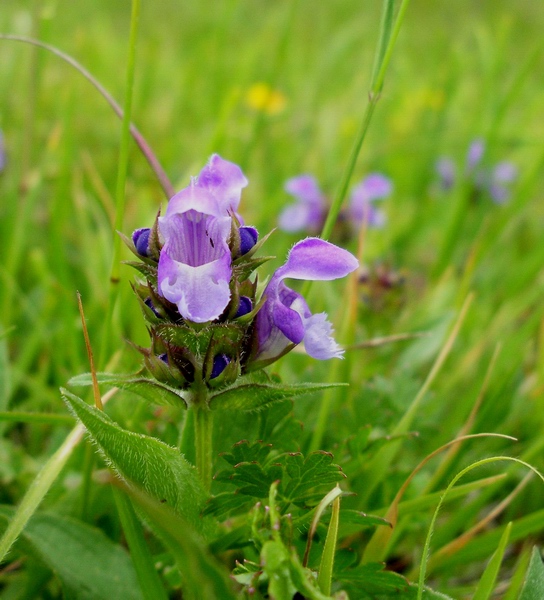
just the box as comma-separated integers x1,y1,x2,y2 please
276,238,359,282
352,174,392,203
278,202,323,233
159,212,231,267
157,210,233,323
158,251,231,323
165,183,222,218
488,183,510,204
279,175,326,233
492,161,517,183
466,139,485,170
349,174,391,225
196,154,248,214
301,312,343,359
436,157,456,190
254,239,358,363
284,175,326,206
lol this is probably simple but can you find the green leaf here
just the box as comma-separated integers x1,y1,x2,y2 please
0,508,142,600
60,389,208,534
202,492,255,519
68,372,187,408
282,452,346,505
210,374,347,412
339,509,391,530
473,521,512,600
519,547,544,600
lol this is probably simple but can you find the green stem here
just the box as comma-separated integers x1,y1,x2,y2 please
319,0,410,243
193,403,214,493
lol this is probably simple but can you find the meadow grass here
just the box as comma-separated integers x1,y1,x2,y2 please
1,0,544,598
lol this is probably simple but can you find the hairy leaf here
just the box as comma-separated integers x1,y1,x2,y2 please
60,390,208,534
210,374,347,412
519,547,544,600
0,509,142,600
68,373,187,408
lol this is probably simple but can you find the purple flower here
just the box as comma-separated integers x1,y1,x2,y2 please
278,175,327,233
436,139,517,203
0,130,5,173
487,161,518,204
157,155,248,324
466,138,485,171
348,173,392,228
435,158,456,191
255,238,358,363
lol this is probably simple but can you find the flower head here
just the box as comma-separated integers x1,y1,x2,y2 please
348,173,392,228
436,139,517,203
128,155,359,395
278,175,327,234
278,173,392,236
157,155,247,323
254,238,359,364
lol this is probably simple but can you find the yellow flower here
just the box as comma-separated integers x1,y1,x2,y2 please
245,83,287,115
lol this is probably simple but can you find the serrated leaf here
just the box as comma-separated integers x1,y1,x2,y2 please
282,452,346,505
210,377,347,412
220,439,274,467
60,389,208,535
0,508,142,600
202,492,254,519
68,373,187,409
519,547,544,600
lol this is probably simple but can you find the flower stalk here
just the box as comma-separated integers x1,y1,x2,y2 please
192,399,214,493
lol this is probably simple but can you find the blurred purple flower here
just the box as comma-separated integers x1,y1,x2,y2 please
278,175,327,233
255,238,359,363
0,131,5,172
466,138,485,171
436,139,517,203
435,158,456,191
348,173,392,228
279,172,392,234
157,155,247,323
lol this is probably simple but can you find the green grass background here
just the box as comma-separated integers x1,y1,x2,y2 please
1,0,544,596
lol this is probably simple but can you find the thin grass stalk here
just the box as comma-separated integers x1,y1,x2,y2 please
99,0,142,366
416,457,544,599
308,211,368,452
0,389,116,563
318,0,410,243
0,35,173,199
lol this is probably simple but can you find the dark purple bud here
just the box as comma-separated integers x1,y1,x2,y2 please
144,297,162,318
158,353,168,364
239,226,258,255
235,296,253,318
211,354,230,379
133,228,151,257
